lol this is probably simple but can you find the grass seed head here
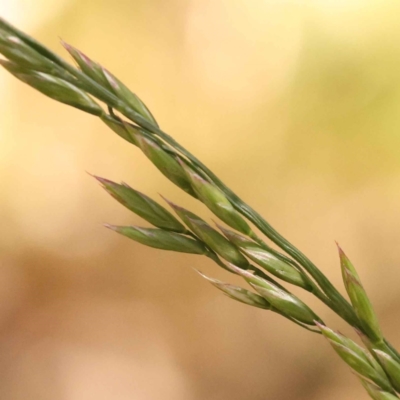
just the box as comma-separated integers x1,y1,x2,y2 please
316,323,386,375
219,226,310,288
374,350,400,393
196,270,271,309
218,225,256,246
186,217,249,268
106,225,207,254
361,380,399,400
164,201,249,268
61,41,109,87
338,244,383,342
0,30,57,73
181,163,251,235
95,176,187,233
318,323,393,392
0,61,103,116
242,245,309,289
136,136,197,197
250,281,321,325
329,341,394,393
101,68,158,127
62,41,157,127
100,115,138,145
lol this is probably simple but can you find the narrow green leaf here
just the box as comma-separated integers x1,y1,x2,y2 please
106,225,207,254
95,176,186,233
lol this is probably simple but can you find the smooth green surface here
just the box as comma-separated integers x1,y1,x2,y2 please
251,281,321,325
108,225,207,254
182,163,251,235
96,176,186,232
339,246,383,341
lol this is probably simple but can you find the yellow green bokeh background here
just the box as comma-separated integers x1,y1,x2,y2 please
1,1,400,399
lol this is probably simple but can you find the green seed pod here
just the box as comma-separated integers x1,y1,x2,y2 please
62,41,157,127
181,163,251,235
317,324,393,392
164,200,249,268
250,281,321,325
338,245,383,342
361,379,399,400
136,136,197,197
374,350,400,393
196,270,271,310
0,31,57,73
0,61,103,116
95,176,186,233
106,225,207,254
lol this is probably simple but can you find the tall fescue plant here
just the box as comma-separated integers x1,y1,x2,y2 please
0,17,399,399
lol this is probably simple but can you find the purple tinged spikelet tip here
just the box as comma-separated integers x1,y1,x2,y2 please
121,181,132,189
102,68,119,89
335,241,346,258
159,194,180,210
59,39,71,50
103,223,118,231
86,171,106,187
314,321,326,330
88,173,119,188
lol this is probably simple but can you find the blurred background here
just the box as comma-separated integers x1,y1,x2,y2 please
1,0,400,399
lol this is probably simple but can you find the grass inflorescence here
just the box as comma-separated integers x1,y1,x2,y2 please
0,16,399,399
